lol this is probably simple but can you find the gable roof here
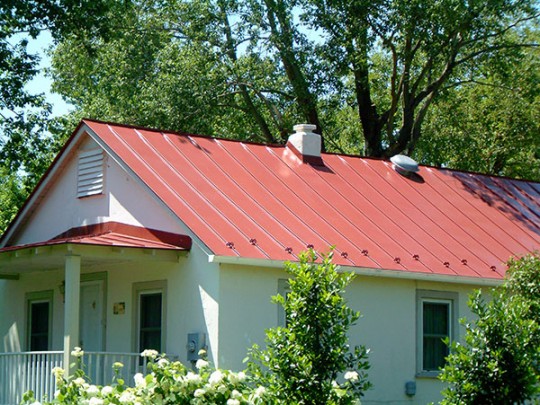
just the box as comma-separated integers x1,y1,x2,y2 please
3,119,540,281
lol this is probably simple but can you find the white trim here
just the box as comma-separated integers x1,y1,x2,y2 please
208,255,503,286
416,290,459,377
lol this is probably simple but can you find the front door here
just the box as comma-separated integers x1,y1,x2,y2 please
79,280,104,351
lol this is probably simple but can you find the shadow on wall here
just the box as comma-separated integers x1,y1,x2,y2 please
3,323,21,352
451,171,540,237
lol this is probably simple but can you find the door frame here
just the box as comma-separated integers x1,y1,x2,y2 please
80,272,107,351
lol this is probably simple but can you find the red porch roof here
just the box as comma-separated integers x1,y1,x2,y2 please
0,222,191,253
75,120,539,281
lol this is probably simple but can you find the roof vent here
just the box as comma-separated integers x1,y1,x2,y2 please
390,154,419,175
286,124,323,165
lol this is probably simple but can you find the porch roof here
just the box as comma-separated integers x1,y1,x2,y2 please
0,222,191,277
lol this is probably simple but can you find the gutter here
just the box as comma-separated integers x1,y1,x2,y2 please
208,255,504,287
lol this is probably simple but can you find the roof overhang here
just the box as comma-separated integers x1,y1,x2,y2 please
208,254,504,287
0,222,191,277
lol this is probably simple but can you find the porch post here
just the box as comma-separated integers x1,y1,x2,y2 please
63,254,81,375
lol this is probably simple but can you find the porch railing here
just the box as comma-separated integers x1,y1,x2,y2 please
0,351,151,405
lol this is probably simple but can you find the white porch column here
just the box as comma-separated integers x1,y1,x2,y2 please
63,254,81,375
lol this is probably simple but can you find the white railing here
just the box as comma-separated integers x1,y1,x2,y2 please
0,351,62,405
0,351,151,405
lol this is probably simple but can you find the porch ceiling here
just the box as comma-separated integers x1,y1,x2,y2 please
0,242,187,277
0,222,191,277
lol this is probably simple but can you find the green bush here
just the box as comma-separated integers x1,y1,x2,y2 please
440,253,540,404
248,249,371,404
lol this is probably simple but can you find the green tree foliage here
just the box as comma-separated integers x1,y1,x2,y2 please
440,253,540,404
0,0,116,231
249,249,371,404
49,0,539,157
416,31,540,181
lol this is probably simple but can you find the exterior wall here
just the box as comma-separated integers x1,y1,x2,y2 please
12,136,187,246
217,263,479,405
0,243,220,367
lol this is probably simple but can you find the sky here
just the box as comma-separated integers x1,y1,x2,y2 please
24,31,72,117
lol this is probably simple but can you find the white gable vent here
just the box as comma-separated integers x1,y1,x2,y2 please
77,149,104,198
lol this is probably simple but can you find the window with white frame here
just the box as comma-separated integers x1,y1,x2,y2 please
26,290,54,351
133,281,167,354
417,290,458,376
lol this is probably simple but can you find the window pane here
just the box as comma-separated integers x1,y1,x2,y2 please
30,302,49,351
423,301,450,371
139,293,162,353
424,303,449,335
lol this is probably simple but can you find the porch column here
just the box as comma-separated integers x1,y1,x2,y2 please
63,254,81,375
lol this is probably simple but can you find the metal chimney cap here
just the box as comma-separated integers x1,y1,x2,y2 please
390,154,420,173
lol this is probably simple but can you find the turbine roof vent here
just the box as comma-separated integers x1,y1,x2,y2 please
390,154,420,175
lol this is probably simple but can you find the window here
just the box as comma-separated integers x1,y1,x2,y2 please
139,292,162,352
26,290,53,351
133,281,167,354
417,290,458,376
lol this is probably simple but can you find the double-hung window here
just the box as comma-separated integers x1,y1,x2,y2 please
417,290,458,376
26,290,53,351
133,281,167,354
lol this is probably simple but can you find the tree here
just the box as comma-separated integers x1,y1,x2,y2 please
49,0,538,157
415,30,540,181
0,1,118,231
248,249,371,404
439,253,540,404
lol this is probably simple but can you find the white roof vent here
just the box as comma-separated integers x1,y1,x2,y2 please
390,154,419,175
286,124,323,165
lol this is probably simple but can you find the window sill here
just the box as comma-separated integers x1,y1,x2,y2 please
416,370,442,379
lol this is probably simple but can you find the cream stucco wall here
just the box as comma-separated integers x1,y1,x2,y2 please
216,263,479,405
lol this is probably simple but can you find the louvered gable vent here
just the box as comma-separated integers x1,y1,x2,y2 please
77,149,104,198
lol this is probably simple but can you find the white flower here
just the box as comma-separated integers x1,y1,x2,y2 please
228,371,246,384
71,347,84,357
51,367,64,379
101,386,113,396
87,385,100,397
73,377,86,386
194,388,205,398
113,362,124,369
119,391,136,403
195,358,208,369
344,370,359,382
30,402,41,405
182,371,202,384
231,389,242,399
198,348,207,356
89,398,104,405
209,370,224,385
254,386,266,398
227,400,240,405
140,349,159,359
157,358,169,368
134,373,146,388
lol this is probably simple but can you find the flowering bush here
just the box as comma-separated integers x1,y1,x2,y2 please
23,350,266,405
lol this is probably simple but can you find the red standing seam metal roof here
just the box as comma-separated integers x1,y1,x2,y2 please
79,120,540,280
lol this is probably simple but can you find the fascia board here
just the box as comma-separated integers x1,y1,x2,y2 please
208,255,503,287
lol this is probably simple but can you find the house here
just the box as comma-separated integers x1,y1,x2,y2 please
0,119,538,404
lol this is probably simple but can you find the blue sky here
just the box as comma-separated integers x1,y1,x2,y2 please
25,31,72,117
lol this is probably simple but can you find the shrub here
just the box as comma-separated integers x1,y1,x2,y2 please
440,253,540,404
